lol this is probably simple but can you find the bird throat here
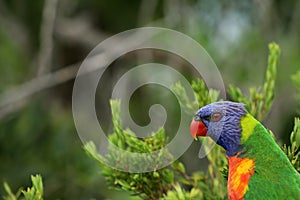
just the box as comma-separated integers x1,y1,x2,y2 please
227,155,255,200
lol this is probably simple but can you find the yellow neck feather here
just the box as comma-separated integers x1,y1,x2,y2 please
240,114,259,143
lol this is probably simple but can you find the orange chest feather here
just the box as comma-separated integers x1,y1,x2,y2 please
227,156,255,200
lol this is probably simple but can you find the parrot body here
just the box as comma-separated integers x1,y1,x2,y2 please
190,101,300,200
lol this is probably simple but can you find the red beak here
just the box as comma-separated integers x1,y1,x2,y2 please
190,119,207,140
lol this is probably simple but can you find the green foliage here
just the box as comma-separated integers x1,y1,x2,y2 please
22,175,43,200
282,118,300,173
161,184,203,200
228,42,280,120
84,141,175,200
2,182,22,200
171,82,197,114
171,79,220,115
3,175,43,200
84,100,182,200
191,79,220,108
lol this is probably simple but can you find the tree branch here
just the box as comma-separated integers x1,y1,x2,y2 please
0,27,162,120
37,0,59,75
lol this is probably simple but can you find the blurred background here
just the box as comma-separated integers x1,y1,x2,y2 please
0,0,299,199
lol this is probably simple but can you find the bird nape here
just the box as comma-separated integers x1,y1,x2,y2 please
190,101,300,200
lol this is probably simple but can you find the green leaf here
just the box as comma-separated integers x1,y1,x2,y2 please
3,182,19,200
22,174,44,200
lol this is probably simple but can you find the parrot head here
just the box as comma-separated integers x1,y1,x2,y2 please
190,101,247,156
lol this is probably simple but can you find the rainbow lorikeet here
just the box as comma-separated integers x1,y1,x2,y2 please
190,101,300,200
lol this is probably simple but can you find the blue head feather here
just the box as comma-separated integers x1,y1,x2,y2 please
195,101,247,156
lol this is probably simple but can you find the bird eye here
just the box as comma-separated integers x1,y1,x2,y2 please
203,116,210,121
193,115,201,121
211,112,222,122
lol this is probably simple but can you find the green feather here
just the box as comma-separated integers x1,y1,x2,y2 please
240,116,300,199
